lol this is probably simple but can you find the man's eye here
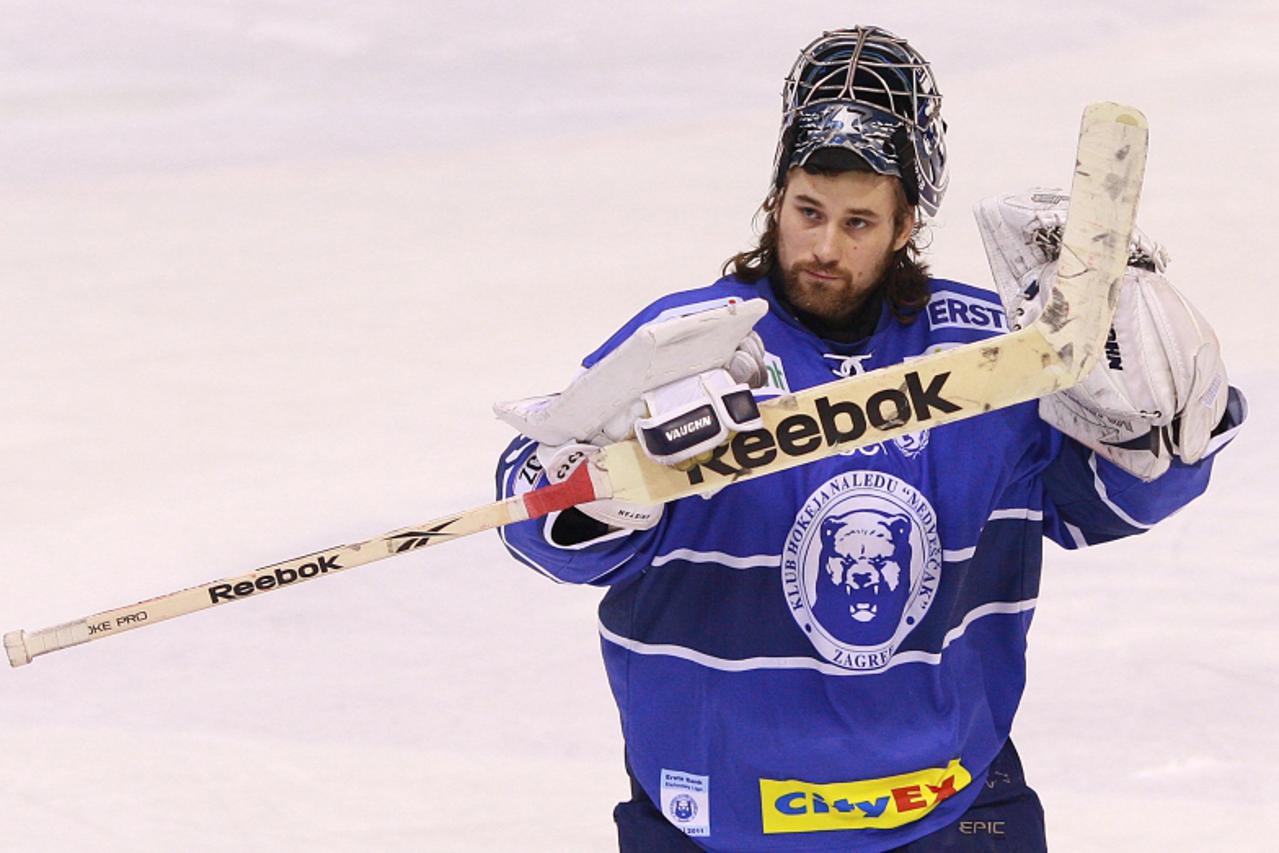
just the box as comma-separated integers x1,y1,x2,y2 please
847,217,870,230
800,206,821,220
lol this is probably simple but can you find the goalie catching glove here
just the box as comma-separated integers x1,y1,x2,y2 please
496,300,769,531
976,189,1228,480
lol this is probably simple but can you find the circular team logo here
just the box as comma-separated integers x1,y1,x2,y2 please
669,794,698,823
782,471,941,672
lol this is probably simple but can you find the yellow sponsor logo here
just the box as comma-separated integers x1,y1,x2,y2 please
759,759,971,834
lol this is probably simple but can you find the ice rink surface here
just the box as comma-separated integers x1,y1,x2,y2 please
2,1,1276,849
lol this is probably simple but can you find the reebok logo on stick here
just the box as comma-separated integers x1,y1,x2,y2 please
207,555,344,603
683,370,960,485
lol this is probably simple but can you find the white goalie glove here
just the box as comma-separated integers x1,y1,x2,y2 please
975,189,1229,481
496,300,769,532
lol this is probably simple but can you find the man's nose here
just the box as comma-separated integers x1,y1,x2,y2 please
811,224,840,264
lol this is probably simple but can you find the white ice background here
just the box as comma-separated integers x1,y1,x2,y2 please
2,1,1276,850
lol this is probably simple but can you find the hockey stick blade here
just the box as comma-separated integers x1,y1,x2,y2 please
5,102,1145,668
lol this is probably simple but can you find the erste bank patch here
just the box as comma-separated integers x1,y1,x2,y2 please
926,290,1007,333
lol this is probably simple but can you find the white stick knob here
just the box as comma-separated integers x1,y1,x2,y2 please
4,631,32,667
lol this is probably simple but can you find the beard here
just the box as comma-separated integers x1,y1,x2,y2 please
778,255,893,326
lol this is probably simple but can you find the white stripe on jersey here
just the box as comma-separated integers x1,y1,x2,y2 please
988,507,1044,521
598,598,1038,676
1088,453,1154,529
652,549,779,570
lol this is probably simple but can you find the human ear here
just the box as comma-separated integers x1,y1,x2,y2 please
892,212,914,253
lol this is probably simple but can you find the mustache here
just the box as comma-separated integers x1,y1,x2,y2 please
791,260,851,283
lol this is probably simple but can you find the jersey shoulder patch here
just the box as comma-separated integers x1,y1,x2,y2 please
924,279,1008,337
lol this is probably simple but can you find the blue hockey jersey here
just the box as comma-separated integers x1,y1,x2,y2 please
496,274,1243,852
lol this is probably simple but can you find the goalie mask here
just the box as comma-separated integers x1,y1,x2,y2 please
773,27,948,218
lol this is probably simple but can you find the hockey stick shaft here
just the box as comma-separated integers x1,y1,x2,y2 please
5,102,1146,668
4,467,602,667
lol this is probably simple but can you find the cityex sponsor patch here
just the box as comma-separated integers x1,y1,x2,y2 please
759,759,971,834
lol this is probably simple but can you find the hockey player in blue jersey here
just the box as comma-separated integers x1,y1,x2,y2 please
496,26,1245,852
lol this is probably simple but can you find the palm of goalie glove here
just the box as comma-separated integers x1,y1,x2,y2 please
975,189,1228,481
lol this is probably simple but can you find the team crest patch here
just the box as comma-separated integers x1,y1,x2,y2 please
783,471,941,671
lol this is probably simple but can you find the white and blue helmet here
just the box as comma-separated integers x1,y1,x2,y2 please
773,27,948,217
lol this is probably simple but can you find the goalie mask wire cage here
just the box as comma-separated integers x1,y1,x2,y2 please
773,26,949,218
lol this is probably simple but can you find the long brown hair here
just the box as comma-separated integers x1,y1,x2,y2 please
722,165,932,323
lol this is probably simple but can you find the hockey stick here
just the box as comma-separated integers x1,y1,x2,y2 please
4,102,1147,668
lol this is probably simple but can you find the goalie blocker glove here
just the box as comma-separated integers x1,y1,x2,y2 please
497,300,769,534
636,368,763,466
537,360,766,533
976,189,1230,480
